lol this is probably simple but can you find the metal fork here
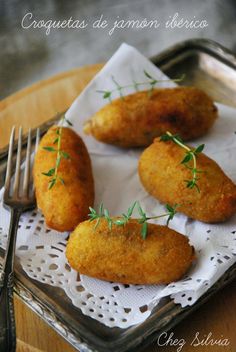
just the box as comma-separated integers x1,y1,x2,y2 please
0,126,40,352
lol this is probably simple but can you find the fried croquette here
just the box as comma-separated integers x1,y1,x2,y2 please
33,126,94,232
66,218,195,285
139,138,236,223
83,87,218,147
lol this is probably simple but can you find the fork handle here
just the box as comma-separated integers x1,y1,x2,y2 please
0,208,21,352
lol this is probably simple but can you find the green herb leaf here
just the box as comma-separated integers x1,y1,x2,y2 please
97,72,185,102
61,151,70,159
59,177,65,185
89,206,96,215
181,152,193,164
42,168,55,177
114,218,126,226
42,118,72,189
48,178,56,189
161,131,204,192
166,203,178,226
99,203,104,216
160,133,172,142
64,117,73,126
143,70,153,79
104,208,110,218
166,215,172,226
185,179,200,193
88,201,178,238
165,204,174,213
43,146,56,152
194,144,205,154
141,222,148,239
150,79,157,86
137,202,146,218
103,91,112,99
185,179,193,188
127,201,137,217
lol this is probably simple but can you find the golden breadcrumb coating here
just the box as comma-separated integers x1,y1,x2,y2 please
33,126,94,232
139,138,236,223
66,218,195,285
84,87,217,147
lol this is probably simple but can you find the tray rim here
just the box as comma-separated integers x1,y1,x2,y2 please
1,37,236,352
151,37,236,69
10,255,236,352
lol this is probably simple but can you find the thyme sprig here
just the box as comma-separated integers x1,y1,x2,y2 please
97,70,184,102
160,131,205,192
88,202,178,239
42,116,73,189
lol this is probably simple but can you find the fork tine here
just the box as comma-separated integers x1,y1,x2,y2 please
12,127,22,197
32,128,40,193
35,128,40,152
23,128,32,197
4,127,15,195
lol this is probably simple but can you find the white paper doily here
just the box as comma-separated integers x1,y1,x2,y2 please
1,195,236,328
1,43,236,328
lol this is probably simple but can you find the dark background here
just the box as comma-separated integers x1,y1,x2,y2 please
1,0,236,99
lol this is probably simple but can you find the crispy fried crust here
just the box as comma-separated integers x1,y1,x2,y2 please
66,219,195,285
33,126,94,232
139,138,236,223
83,87,218,147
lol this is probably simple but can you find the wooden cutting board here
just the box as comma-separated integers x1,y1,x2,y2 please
0,63,103,149
0,64,236,352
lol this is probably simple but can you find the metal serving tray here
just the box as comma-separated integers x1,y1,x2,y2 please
1,38,236,352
